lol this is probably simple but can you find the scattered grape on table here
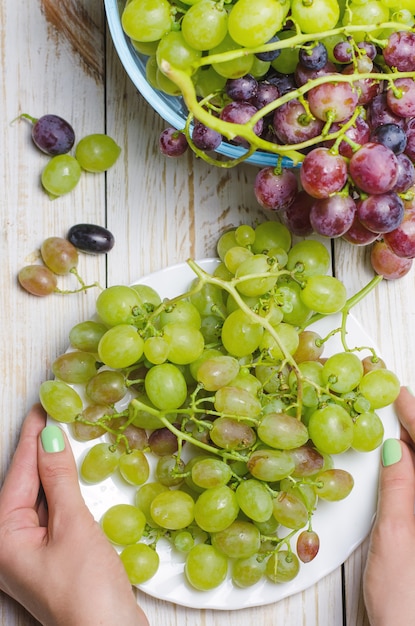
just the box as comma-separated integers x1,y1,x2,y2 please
39,220,400,591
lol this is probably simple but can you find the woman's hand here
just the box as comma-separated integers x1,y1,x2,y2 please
0,404,149,626
364,386,415,625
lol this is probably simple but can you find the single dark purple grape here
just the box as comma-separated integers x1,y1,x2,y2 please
255,35,281,62
371,123,408,155
251,81,279,109
22,113,75,155
225,75,258,102
266,71,296,96
393,153,415,193
333,40,354,63
159,127,188,157
299,42,328,70
67,223,115,254
357,41,377,60
192,120,222,151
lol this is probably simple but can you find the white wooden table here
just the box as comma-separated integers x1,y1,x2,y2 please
1,2,413,624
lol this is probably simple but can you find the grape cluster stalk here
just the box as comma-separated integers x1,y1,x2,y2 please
121,0,415,278
39,220,400,591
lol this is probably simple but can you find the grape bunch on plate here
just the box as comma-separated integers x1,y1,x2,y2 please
121,0,415,278
39,220,400,591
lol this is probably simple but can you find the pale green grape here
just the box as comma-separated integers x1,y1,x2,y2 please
135,481,169,526
321,352,364,394
352,411,384,452
75,134,121,172
247,449,295,482
196,355,240,391
257,412,309,450
173,530,194,553
228,0,285,48
252,221,291,254
224,245,253,274
286,240,330,276
96,285,141,326
69,320,107,353
194,485,239,532
52,351,97,384
185,544,228,590
189,279,226,318
121,0,172,42
314,468,354,501
211,520,261,559
235,479,274,523
143,335,169,364
159,300,201,328
181,0,228,51
232,554,266,588
308,405,354,454
277,278,312,326
119,449,150,485
300,275,347,314
120,543,160,584
130,392,177,429
210,416,256,450
272,491,309,530
41,154,81,197
217,229,238,260
359,369,400,409
150,490,195,529
162,322,205,364
342,0,390,40
101,503,146,545
191,457,232,489
39,380,83,423
291,0,340,33
235,254,278,297
266,550,300,583
156,31,202,75
131,283,162,309
98,324,144,369
155,454,185,487
235,224,255,247
80,442,120,483
271,30,299,74
259,322,300,361
86,370,127,404
210,33,254,79
221,309,263,357
144,363,188,410
214,385,262,418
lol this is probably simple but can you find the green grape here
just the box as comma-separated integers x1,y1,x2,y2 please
52,351,97,384
40,237,78,275
314,468,354,501
159,300,201,328
150,489,195,529
277,278,312,326
321,352,364,394
247,449,295,482
210,416,257,450
308,405,354,454
135,481,169,526
80,442,120,483
235,254,278,297
342,0,389,40
162,322,205,364
189,279,227,318
214,385,262,418
131,38,160,55
96,285,141,326
236,478,273,523
121,0,172,42
271,30,299,74
41,154,81,197
144,363,187,410
235,224,255,247
181,0,228,51
156,68,182,95
196,355,240,391
194,485,239,532
119,449,150,485
101,504,146,545
108,421,148,452
293,330,324,363
143,336,169,364
252,221,291,254
145,55,160,89
217,229,238,260
210,33,254,79
286,240,330,276
359,369,400,409
259,322,300,361
199,314,223,343
265,550,300,583
224,245,253,274
120,543,160,584
75,134,121,173
188,347,224,380
352,411,384,452
86,369,127,404
155,454,185,487
157,31,202,75
195,65,227,100
250,56,271,78
69,320,107,352
211,520,261,559
39,380,83,423
257,412,309,450
279,477,318,511
191,457,232,489
300,275,347,314
229,368,262,396
221,309,263,357
173,530,194,553
185,544,228,590
131,283,162,309
98,324,144,369
70,404,111,442
232,554,267,588
18,265,58,296
130,392,176,429
289,361,324,408
272,491,309,530
228,0,285,47
291,0,340,33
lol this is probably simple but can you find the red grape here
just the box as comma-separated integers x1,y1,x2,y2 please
349,143,399,195
370,239,413,279
300,148,348,199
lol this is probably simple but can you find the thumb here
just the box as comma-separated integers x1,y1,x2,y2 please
38,424,88,531
376,437,415,525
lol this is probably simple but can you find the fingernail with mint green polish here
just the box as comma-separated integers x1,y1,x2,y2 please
382,438,402,467
406,385,415,397
41,425,65,453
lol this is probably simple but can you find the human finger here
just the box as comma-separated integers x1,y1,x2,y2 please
0,404,45,517
394,386,415,445
376,437,415,525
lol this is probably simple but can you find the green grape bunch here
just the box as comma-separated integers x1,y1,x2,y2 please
39,220,400,592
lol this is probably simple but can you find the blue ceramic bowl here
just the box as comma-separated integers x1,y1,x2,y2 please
104,0,295,168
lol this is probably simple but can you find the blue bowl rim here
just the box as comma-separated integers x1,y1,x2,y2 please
104,0,296,168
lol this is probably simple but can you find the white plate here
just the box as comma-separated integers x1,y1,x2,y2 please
60,259,399,610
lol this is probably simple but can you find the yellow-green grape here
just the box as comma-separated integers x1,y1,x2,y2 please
211,520,261,559
39,380,83,423
181,0,228,51
69,320,107,352
120,543,160,584
191,457,232,489
272,491,309,530
265,550,300,583
121,0,172,42
144,363,188,410
210,33,254,79
313,468,354,501
352,411,385,452
135,481,169,526
247,449,295,482
235,479,274,523
75,134,121,172
119,450,150,485
235,254,278,297
259,322,300,361
300,275,347,314
98,324,144,369
232,554,267,588
321,352,364,394
162,322,205,364
80,442,121,483
257,412,309,450
194,485,239,532
291,0,340,33
96,285,141,326
358,368,400,409
156,31,202,75
308,405,354,454
41,154,81,197
228,0,285,48
150,490,195,530
185,544,228,590
101,504,146,545
252,221,291,254
51,351,97,384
